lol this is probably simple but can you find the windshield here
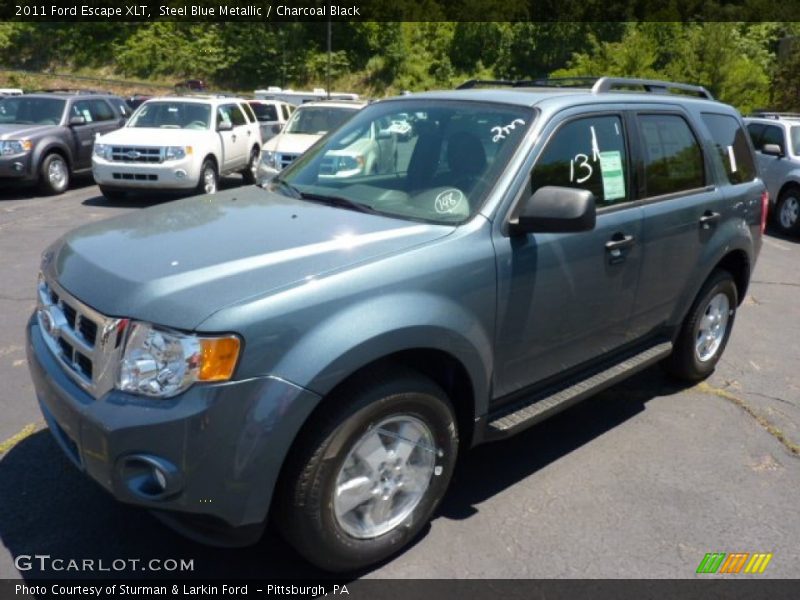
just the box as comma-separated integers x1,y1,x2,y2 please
127,101,211,130
285,106,358,134
0,97,65,125
791,126,800,155
274,100,534,225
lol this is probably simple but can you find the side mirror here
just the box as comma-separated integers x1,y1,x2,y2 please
217,121,233,132
69,116,86,126
762,143,784,157
509,186,597,235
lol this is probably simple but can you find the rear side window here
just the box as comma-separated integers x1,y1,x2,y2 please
531,115,629,206
701,113,756,184
637,114,704,196
251,102,278,122
281,104,293,120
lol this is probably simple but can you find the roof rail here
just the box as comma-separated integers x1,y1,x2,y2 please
35,88,107,95
457,79,517,90
591,77,714,100
748,111,800,120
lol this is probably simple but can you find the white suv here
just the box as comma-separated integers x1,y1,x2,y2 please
92,96,262,199
258,100,365,182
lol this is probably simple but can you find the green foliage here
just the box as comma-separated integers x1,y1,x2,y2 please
0,20,797,112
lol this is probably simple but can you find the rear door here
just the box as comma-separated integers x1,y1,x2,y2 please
493,111,644,397
628,110,752,338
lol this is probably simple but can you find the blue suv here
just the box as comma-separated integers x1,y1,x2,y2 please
27,77,766,571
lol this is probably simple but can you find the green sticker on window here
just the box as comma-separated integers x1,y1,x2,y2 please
599,151,625,201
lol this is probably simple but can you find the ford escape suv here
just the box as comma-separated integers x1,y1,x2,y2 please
0,91,127,194
27,78,765,572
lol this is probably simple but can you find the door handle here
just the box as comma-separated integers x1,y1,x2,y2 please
605,233,635,251
605,233,635,264
231,134,237,142
699,210,721,229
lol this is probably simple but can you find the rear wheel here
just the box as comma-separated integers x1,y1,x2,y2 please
274,368,458,572
775,187,800,235
664,269,738,381
38,153,70,195
241,147,259,184
196,159,218,195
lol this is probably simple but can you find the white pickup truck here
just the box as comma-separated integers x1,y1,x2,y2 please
92,96,263,200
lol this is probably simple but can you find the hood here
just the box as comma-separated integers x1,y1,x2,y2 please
48,187,454,330
263,132,322,155
0,123,59,139
97,127,213,145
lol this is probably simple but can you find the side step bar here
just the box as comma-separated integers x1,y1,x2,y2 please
485,341,673,439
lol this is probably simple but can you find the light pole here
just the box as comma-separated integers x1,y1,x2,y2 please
326,0,332,99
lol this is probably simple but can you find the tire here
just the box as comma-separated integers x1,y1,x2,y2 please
664,269,738,382
99,186,126,201
38,153,70,195
241,147,259,184
196,159,218,195
775,187,800,235
274,367,459,572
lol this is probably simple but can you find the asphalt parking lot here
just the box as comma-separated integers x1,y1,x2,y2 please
0,178,798,580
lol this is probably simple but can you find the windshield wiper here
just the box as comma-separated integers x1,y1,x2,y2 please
299,191,379,215
267,176,302,198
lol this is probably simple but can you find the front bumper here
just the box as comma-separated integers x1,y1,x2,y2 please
26,315,321,545
0,153,34,180
92,156,200,190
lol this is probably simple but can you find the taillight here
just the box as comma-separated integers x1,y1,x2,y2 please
760,190,769,234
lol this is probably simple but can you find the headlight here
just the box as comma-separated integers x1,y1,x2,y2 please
0,140,32,155
164,146,191,161
118,321,240,398
261,151,277,168
93,143,112,160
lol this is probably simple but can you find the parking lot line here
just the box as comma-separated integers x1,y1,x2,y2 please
0,423,39,455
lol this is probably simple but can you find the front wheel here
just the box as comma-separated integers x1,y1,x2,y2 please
241,147,259,184
663,269,738,382
775,188,800,235
196,159,218,195
39,153,70,195
274,368,458,572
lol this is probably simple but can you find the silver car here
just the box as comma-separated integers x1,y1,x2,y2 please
745,113,800,235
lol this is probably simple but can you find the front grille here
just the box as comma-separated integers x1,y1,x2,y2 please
110,146,163,163
37,275,128,399
278,153,298,169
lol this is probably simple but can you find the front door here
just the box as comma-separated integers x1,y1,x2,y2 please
493,113,644,398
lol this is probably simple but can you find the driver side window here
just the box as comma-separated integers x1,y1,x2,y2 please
532,115,630,207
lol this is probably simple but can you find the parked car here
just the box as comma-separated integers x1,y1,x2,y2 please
92,95,263,199
247,99,295,142
257,100,365,181
176,79,207,92
27,77,765,573
126,95,152,111
254,86,360,105
744,112,800,235
0,91,127,194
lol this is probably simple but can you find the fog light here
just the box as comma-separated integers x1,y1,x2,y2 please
175,170,186,179
12,162,24,172
118,454,183,500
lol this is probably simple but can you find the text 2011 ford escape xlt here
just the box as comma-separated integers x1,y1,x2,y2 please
27,78,765,571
